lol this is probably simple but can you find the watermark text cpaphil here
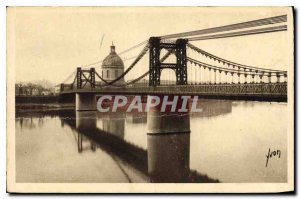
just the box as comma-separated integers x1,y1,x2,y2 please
96,95,203,113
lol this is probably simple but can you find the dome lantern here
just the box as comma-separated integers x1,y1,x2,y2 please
110,42,116,53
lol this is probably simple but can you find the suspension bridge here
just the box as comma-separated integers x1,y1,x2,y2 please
59,15,288,103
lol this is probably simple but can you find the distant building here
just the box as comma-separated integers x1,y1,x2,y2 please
41,91,51,96
15,84,55,96
101,43,125,85
52,87,61,95
15,85,20,95
31,88,39,96
15,84,27,96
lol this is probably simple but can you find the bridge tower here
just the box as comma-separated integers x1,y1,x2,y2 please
148,37,190,181
75,67,97,111
149,37,188,86
76,67,96,89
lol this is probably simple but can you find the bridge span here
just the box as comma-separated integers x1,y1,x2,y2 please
59,15,288,103
55,15,290,183
60,82,287,102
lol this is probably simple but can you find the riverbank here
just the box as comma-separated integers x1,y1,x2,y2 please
15,95,75,112
16,103,75,112
16,95,59,103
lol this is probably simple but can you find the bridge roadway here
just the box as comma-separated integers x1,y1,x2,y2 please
60,82,287,102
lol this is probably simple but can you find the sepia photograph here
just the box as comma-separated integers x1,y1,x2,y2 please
6,6,294,193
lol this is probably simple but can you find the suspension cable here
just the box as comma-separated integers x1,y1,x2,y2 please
80,40,149,69
187,57,284,76
123,71,150,86
55,70,76,87
118,40,148,55
161,15,287,39
187,43,287,73
186,25,287,41
114,48,175,87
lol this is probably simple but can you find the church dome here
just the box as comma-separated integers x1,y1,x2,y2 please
101,43,125,85
102,44,124,68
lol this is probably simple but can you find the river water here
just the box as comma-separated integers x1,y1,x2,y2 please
15,99,287,183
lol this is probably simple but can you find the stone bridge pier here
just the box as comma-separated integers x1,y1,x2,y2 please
76,93,97,111
146,95,191,182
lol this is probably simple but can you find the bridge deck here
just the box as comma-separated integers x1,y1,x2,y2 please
60,83,287,102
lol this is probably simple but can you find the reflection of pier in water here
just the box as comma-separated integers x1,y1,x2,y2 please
101,111,125,138
16,99,232,183
60,109,219,183
67,100,230,182
64,110,149,178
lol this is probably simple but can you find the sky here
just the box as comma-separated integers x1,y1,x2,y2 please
7,7,292,84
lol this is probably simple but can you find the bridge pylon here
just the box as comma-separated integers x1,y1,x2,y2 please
149,37,188,86
76,67,96,89
175,38,188,85
76,67,82,89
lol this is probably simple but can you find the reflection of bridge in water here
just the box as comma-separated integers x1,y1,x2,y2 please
63,110,221,183
17,99,232,182
66,99,231,182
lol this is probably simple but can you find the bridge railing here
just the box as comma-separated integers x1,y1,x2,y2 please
171,83,287,96
132,83,287,96
62,82,287,97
